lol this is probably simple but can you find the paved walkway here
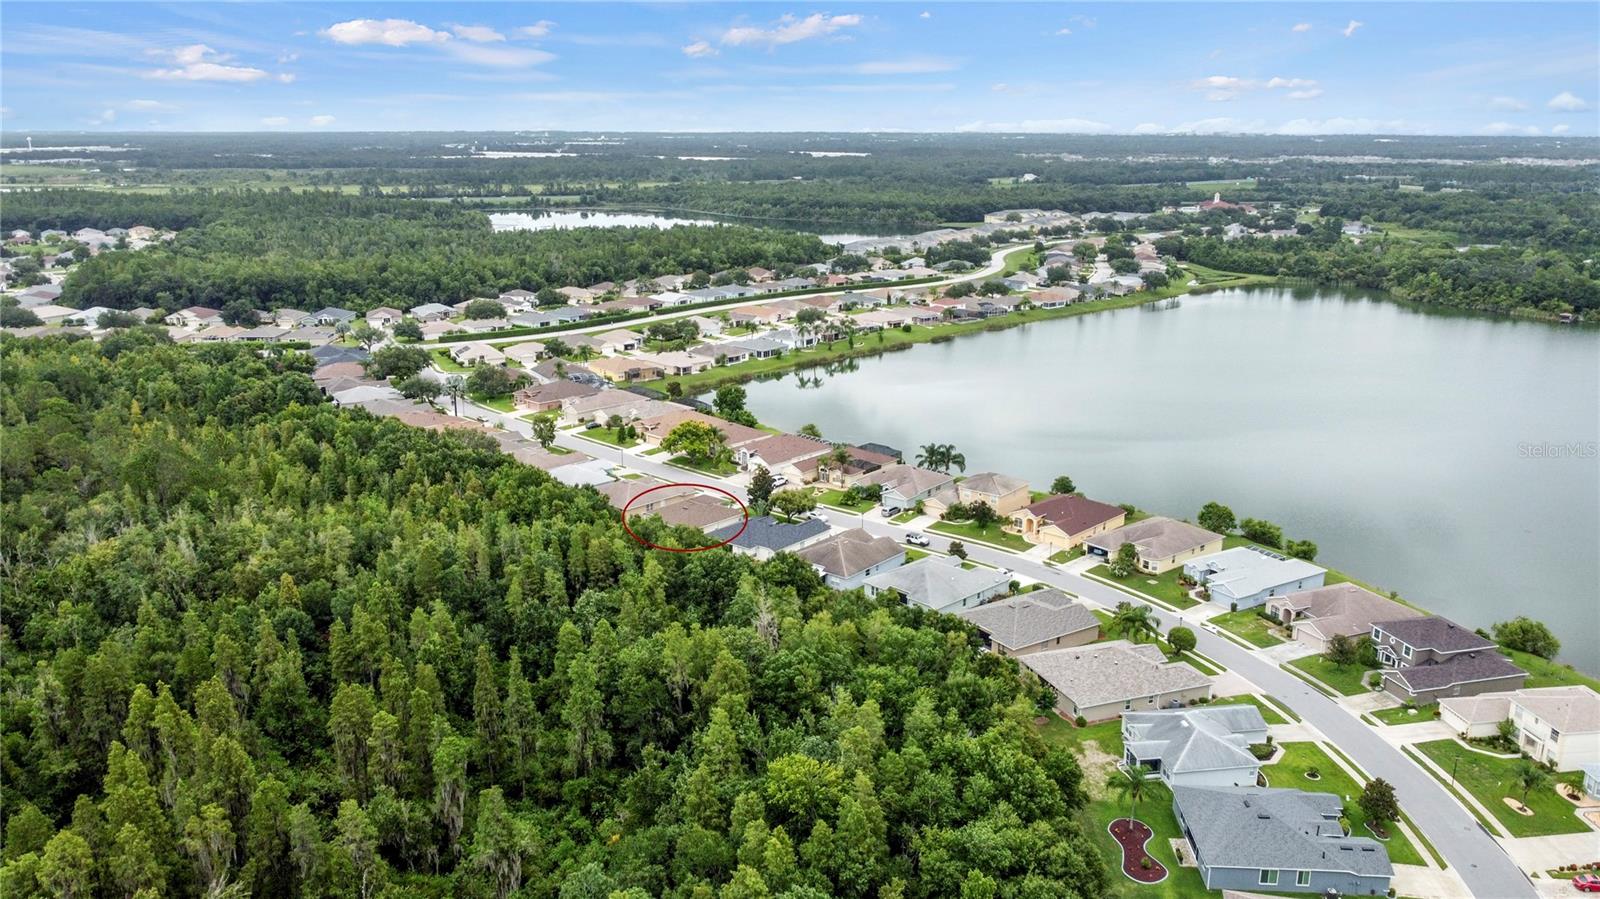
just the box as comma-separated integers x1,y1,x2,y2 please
1504,830,1600,874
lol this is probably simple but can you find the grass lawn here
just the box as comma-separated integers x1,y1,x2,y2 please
929,520,1033,553
581,428,640,449
1047,546,1085,564
474,395,516,413
1287,655,1376,697
904,549,928,563
1501,647,1600,692
667,455,738,476
1210,694,1290,726
1086,564,1200,610
890,510,919,524
814,488,875,513
1268,743,1426,867
1413,740,1589,837
1370,704,1437,726
430,349,471,373
1208,609,1287,648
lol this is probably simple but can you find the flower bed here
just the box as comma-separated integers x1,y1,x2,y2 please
1108,819,1169,884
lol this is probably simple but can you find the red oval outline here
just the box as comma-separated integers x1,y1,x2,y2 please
620,482,749,553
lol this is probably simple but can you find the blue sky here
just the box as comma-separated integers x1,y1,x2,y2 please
2,3,1596,135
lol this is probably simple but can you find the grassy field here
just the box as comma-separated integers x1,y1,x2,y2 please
1370,703,1437,726
929,520,1032,552
431,350,471,373
1208,609,1287,648
1267,743,1425,866
474,395,516,413
1185,178,1258,192
1500,647,1600,691
1287,655,1376,696
814,488,874,512
1087,564,1200,610
1210,694,1291,726
1413,740,1588,837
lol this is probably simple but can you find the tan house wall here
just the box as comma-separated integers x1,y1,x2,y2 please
997,627,1098,658
1139,536,1225,574
1016,511,1128,550
1063,684,1214,723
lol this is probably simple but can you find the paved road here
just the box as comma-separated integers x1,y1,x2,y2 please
424,240,1036,348
468,403,1538,899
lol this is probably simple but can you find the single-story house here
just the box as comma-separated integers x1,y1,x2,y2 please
707,515,832,561
235,325,291,342
637,409,766,448
652,494,745,532
923,471,1032,517
1122,706,1267,788
309,306,358,327
502,342,547,368
630,350,712,376
863,554,1011,613
689,343,750,366
1009,494,1126,550
1439,686,1600,771
547,458,616,488
726,337,785,359
596,477,698,514
450,342,507,367
1027,287,1080,308
1085,517,1225,574
559,391,675,425
1372,616,1528,702
736,433,831,475
586,356,663,383
856,463,953,512
796,528,906,590
309,344,368,366
688,315,724,336
513,380,598,413
408,302,454,322
1020,639,1213,722
819,445,899,488
1173,786,1393,896
273,308,310,328
593,329,643,354
418,321,460,340
958,589,1099,656
1264,584,1424,654
557,286,597,304
165,306,222,329
365,306,404,328
1184,547,1327,610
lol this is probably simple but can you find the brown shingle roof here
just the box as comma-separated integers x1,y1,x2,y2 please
1021,494,1125,535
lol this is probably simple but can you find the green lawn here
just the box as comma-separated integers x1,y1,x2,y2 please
1208,609,1287,648
430,349,471,373
1047,546,1084,564
1370,704,1437,726
1413,740,1589,837
1269,743,1425,867
929,520,1032,553
890,510,919,524
474,395,516,413
1086,564,1200,610
1500,647,1600,691
666,455,738,476
904,549,928,563
1210,695,1290,726
1287,655,1377,697
814,488,875,513
581,428,640,449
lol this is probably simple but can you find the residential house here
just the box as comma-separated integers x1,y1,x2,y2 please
819,445,899,488
1264,584,1424,654
864,554,1011,613
502,342,547,368
595,477,698,514
1371,617,1528,702
165,306,222,329
1001,273,1040,292
513,380,598,413
547,458,617,488
689,343,750,366
585,356,664,384
1122,706,1268,788
1027,287,1080,308
557,286,597,304
857,442,902,461
765,328,819,350
727,337,784,359
309,345,368,366
958,589,1100,656
637,409,766,448
856,464,953,512
291,326,338,347
419,320,461,340
309,307,358,327
1019,639,1213,722
1085,517,1224,574
688,315,724,336
652,494,745,532
1439,686,1600,771
922,472,1032,517
559,391,674,425
1184,547,1327,610
707,515,832,561
735,433,831,479
1173,786,1393,896
630,351,712,376
235,325,291,342
365,307,404,328
797,528,906,589
274,308,310,328
650,292,695,307
408,302,454,322
1009,494,1126,550
746,266,775,283
450,342,506,367
728,305,789,326
593,329,644,354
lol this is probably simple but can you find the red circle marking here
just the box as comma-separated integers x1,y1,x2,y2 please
620,482,749,553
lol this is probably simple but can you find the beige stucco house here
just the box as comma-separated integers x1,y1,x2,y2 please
1009,494,1126,550
1439,686,1600,771
1020,639,1213,722
1085,516,1224,574
923,472,1032,517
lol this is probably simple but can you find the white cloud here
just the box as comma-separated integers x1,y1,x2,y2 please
1131,123,1166,134
1488,96,1528,111
1265,77,1316,89
451,25,505,43
1551,123,1571,135
309,114,336,126
1292,23,1312,32
517,21,556,39
322,19,450,46
443,43,555,68
955,117,1113,133
919,10,931,18
1481,122,1541,136
146,43,271,82
1193,75,1320,101
1055,27,1072,36
124,99,172,110
1342,20,1364,37
278,52,300,64
1274,116,1418,134
682,40,718,58
1287,89,1323,100
260,116,290,126
1547,91,1590,112
88,108,116,125
853,58,956,74
720,13,863,48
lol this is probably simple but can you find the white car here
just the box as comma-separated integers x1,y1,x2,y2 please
770,475,788,487
905,533,931,547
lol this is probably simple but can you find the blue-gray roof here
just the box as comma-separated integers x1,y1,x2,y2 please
1174,786,1393,878
708,515,828,551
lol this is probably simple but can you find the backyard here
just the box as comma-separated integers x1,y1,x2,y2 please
1268,743,1426,867
1413,740,1589,838
1208,608,1287,648
1087,564,1201,610
1287,654,1377,697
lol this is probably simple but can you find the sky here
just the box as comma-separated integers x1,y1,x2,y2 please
2,2,1597,135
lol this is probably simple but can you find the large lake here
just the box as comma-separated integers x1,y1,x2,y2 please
735,287,1600,673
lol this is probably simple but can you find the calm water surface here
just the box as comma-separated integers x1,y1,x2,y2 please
735,287,1600,672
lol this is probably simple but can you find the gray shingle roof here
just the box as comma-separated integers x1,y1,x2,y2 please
1087,516,1221,559
865,555,1009,611
796,528,904,578
1386,651,1525,693
707,515,828,552
1019,640,1212,709
1272,583,1423,642
957,589,1099,651
1122,706,1266,775
1373,616,1496,654
1174,786,1393,878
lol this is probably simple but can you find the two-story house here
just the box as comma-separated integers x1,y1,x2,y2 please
1370,617,1527,703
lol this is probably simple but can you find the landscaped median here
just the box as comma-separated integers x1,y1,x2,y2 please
1412,740,1590,838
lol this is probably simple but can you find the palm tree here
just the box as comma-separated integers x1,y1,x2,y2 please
1111,602,1159,645
916,443,946,471
444,375,466,417
822,445,852,484
841,317,859,348
1107,766,1149,828
946,447,967,473
1513,760,1549,812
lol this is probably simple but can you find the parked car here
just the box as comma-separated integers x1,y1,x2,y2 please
905,533,931,547
1574,874,1600,893
770,475,788,487
806,511,828,523
584,421,602,430
881,506,903,517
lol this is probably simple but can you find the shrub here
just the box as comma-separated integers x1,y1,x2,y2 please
1074,715,1087,728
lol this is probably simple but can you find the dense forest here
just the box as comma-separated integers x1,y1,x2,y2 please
0,333,1108,898
2,192,832,314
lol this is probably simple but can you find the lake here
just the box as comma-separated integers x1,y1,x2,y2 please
734,287,1600,673
488,209,909,245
